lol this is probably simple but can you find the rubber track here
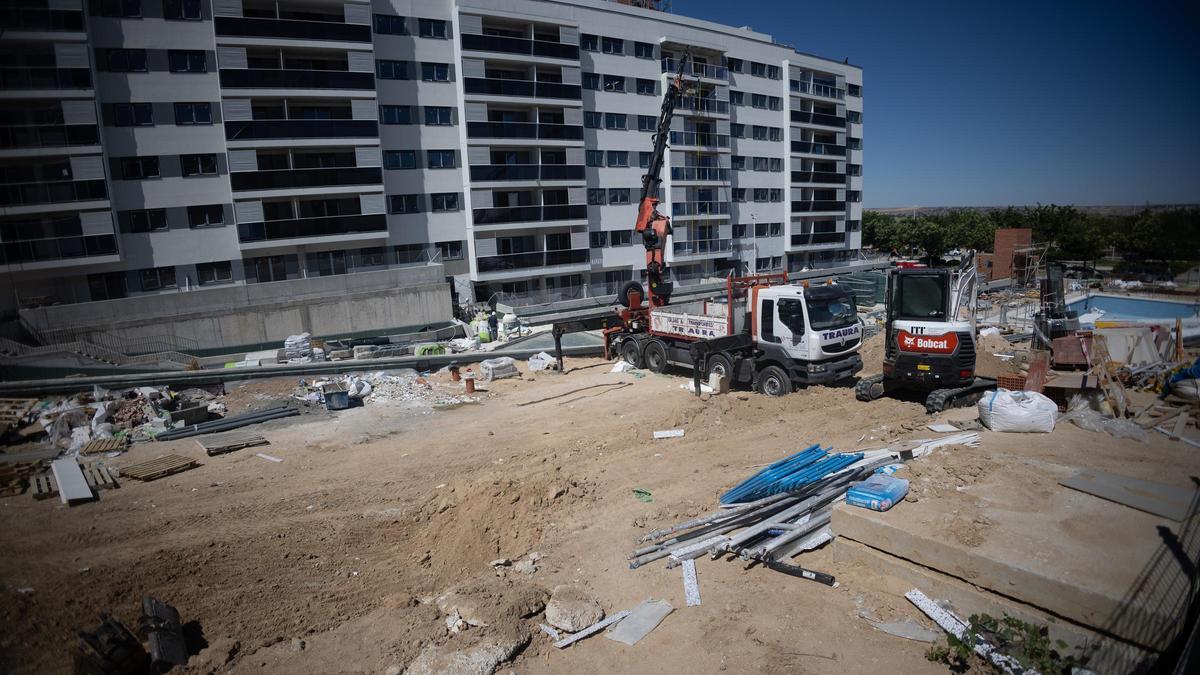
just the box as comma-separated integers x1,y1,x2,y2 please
854,374,885,401
924,378,997,414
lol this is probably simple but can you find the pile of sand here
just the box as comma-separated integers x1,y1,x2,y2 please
974,333,1026,379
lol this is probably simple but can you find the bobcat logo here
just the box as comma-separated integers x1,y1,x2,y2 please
902,335,916,348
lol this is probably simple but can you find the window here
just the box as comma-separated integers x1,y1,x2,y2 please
753,188,769,202
168,50,206,73
582,73,600,90
601,37,623,54
174,102,211,125
729,90,744,106
374,14,406,35
849,137,862,150
732,223,747,238
431,192,459,212
750,61,766,77
421,62,450,82
427,149,455,169
389,194,421,214
587,188,606,205
384,150,417,169
106,48,147,72
90,0,141,18
381,105,413,124
589,231,608,247
114,103,152,127
139,266,177,291
435,240,463,260
602,75,625,92
755,222,769,237
197,261,232,285
727,57,743,73
769,188,782,201
604,113,626,130
639,152,651,169
580,34,598,51
376,60,409,80
635,78,655,96
848,83,862,97
424,106,452,126
163,0,201,20
606,151,628,167
181,153,217,177
769,127,783,142
753,157,769,171
849,163,862,176
608,188,630,205
608,230,631,246
732,188,746,202
637,115,655,132
585,150,603,167
849,190,862,203
358,247,386,266
584,112,602,128
634,42,654,59
188,204,224,227
418,18,447,38
769,158,782,172
768,96,783,111
848,110,862,123
125,208,167,233
752,125,768,141
766,65,781,80
730,123,745,138
751,93,767,109
731,155,746,170
120,156,158,179
756,258,772,273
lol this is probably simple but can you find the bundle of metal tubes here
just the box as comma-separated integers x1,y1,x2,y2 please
153,405,299,441
628,454,891,570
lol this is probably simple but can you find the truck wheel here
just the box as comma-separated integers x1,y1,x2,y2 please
755,365,792,397
617,280,643,308
621,340,644,369
643,340,668,373
706,354,733,383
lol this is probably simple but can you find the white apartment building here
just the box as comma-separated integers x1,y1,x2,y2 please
0,0,862,311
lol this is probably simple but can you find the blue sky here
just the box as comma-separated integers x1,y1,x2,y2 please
672,0,1200,207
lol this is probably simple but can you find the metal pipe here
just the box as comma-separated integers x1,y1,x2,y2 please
743,510,832,561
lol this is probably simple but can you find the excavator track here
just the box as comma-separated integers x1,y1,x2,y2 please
854,374,886,401
923,377,998,414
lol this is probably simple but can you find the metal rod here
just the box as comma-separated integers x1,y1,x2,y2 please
762,560,837,587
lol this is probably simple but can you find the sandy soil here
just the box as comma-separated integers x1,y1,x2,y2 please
0,358,1191,674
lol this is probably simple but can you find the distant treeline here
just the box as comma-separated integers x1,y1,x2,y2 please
863,205,1200,267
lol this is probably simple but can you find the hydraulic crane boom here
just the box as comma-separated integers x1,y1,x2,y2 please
634,49,691,308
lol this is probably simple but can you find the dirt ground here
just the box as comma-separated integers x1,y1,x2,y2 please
0,346,1194,674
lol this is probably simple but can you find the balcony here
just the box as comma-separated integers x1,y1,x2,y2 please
677,97,729,115
0,7,84,32
791,141,846,156
237,213,386,243
790,200,847,213
0,67,91,91
661,58,727,81
671,167,730,182
1,235,117,265
791,170,845,185
463,78,581,100
219,68,375,90
472,204,587,225
468,164,584,181
461,34,579,60
672,239,732,256
669,131,729,149
791,80,845,100
230,167,383,191
790,232,846,247
224,119,378,140
0,179,106,208
476,248,588,273
214,16,372,43
790,110,846,129
671,201,730,217
465,121,583,140
0,124,99,150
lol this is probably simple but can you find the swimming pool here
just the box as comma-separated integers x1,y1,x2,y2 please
1068,294,1200,321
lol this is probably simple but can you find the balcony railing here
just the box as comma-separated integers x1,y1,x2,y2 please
237,213,386,243
0,7,84,32
0,67,91,90
669,131,729,148
670,167,729,182
790,232,846,246
661,58,727,80
791,141,846,156
677,97,729,115
540,165,585,180
476,248,588,273
467,164,585,181
791,80,845,100
0,179,106,208
461,33,579,60
1,234,117,265
465,121,583,140
230,167,383,191
219,68,375,90
790,110,846,128
791,170,845,185
214,16,372,42
673,239,732,256
472,204,587,225
671,201,730,217
224,119,378,140
790,200,847,213
463,78,581,100
0,124,99,150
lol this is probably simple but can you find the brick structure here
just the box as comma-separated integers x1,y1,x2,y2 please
977,228,1032,281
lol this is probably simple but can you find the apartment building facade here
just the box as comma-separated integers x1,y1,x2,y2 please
0,0,862,311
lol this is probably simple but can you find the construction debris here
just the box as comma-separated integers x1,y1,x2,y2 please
605,599,673,646
117,454,199,482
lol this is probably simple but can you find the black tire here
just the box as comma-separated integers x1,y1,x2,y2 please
705,353,734,383
755,365,793,397
617,280,643,308
643,340,668,373
621,340,644,369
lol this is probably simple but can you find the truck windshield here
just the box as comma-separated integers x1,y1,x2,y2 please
804,288,857,331
897,274,947,320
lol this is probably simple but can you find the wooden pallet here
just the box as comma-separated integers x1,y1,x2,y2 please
0,397,37,436
31,463,119,499
0,463,34,498
196,432,268,456
117,454,198,481
79,437,128,456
